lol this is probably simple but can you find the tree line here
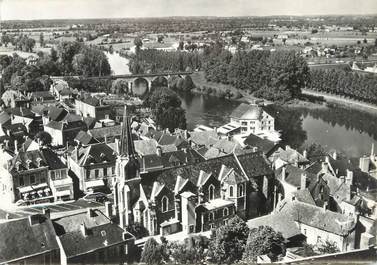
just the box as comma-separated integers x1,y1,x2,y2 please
308,69,377,104
202,48,310,102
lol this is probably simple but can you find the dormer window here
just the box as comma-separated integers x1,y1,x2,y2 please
16,161,21,171
26,159,32,169
36,158,42,167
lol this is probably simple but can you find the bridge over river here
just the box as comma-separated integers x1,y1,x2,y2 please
51,71,193,95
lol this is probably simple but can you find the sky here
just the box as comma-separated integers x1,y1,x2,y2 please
1,0,377,20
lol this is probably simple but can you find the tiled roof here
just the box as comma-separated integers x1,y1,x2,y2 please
247,212,301,239
46,106,68,121
277,201,356,236
0,112,11,125
75,131,97,146
230,103,262,120
7,107,35,118
73,143,117,166
53,210,132,258
81,96,100,107
189,130,219,147
134,139,158,156
0,215,59,263
291,189,316,205
271,147,309,165
9,148,66,172
244,133,276,155
141,152,270,192
83,117,97,129
89,125,122,140
276,165,317,188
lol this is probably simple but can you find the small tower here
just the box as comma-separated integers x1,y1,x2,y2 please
114,105,141,228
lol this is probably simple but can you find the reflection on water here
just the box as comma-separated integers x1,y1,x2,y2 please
105,51,130,75
178,93,377,157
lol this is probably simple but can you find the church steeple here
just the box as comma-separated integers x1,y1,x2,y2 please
120,105,136,157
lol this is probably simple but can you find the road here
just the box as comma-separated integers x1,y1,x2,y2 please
302,89,377,112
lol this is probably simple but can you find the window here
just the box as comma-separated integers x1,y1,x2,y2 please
303,229,306,235
111,166,115,175
241,121,248,126
238,184,244,197
86,170,90,180
30,175,36,185
208,212,215,221
317,236,321,243
208,184,215,201
50,171,55,180
55,171,61,180
19,176,24,186
161,196,169,213
223,207,229,216
95,169,99,178
104,167,107,176
229,186,234,197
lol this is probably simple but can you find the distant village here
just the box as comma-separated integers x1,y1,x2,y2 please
0,76,376,264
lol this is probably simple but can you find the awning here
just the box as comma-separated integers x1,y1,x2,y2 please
56,190,71,197
18,186,33,193
85,179,105,189
32,183,48,189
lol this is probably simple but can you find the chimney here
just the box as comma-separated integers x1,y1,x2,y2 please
5,213,10,220
74,145,79,161
104,134,108,144
42,208,51,219
323,202,328,212
300,173,307,190
281,166,286,181
156,146,162,157
14,140,18,154
332,151,337,160
303,150,307,159
105,201,112,218
80,222,88,237
183,130,188,139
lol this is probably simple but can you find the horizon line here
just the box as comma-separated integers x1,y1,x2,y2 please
1,13,377,22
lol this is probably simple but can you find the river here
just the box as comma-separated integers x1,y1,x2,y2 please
106,51,377,158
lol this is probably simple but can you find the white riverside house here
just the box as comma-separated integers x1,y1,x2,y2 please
229,103,275,135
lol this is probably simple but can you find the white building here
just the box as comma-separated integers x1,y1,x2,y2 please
230,103,275,135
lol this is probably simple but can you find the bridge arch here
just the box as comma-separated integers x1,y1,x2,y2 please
151,76,168,90
132,77,150,96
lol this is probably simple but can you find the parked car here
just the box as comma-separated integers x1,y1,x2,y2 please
82,192,108,203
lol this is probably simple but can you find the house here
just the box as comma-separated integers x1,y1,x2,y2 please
75,97,111,120
74,130,98,146
88,125,122,143
53,208,135,265
0,146,73,205
50,79,73,101
274,200,357,252
0,214,60,264
44,114,87,146
269,145,309,169
68,143,117,193
230,103,275,135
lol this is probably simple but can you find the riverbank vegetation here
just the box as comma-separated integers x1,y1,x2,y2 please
143,87,186,132
308,68,377,104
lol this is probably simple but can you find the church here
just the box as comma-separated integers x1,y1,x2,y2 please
113,106,275,236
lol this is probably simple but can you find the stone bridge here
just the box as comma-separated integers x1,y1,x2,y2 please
51,71,193,95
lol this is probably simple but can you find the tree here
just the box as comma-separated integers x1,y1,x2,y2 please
141,238,164,265
317,240,339,254
111,79,129,94
208,216,249,264
39,33,45,48
169,235,208,264
1,34,12,47
242,226,285,263
34,131,52,146
134,37,143,54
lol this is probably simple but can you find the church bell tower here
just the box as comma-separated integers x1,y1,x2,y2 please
113,105,141,228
